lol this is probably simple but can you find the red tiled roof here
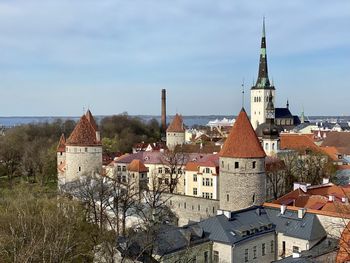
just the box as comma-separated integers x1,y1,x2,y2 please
336,221,350,263
270,184,350,216
127,159,148,173
85,110,98,131
167,114,185,133
219,109,266,158
66,115,101,146
280,134,321,153
322,132,350,149
57,134,66,152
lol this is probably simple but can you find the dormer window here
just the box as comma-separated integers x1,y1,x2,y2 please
235,162,239,169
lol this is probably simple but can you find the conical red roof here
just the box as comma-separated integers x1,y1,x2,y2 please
128,160,149,173
66,115,101,146
220,109,266,158
85,109,98,131
167,114,185,133
57,134,66,152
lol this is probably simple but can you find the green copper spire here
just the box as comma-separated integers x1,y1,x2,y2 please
252,18,274,90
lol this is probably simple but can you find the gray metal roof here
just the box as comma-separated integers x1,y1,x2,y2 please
265,207,327,241
197,207,275,245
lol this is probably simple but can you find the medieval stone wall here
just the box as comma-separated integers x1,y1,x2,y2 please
163,193,220,226
219,157,266,211
166,132,185,150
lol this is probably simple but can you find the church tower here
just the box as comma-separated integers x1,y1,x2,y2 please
58,110,102,187
219,108,266,211
262,91,280,156
251,18,275,130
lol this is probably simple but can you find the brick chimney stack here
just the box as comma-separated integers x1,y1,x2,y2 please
161,89,167,134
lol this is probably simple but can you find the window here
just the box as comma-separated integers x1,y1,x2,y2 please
293,246,300,253
221,161,224,168
262,243,266,256
271,240,274,253
210,178,213,186
165,178,169,185
117,165,121,172
122,166,126,171
235,162,239,169
184,202,187,209
165,168,170,174
198,205,201,211
205,168,210,173
193,174,197,182
213,251,219,263
78,166,81,172
204,251,209,263
193,188,197,196
252,161,256,169
85,147,88,152
158,167,162,174
253,246,257,259
158,178,162,185
244,249,249,262
227,194,230,202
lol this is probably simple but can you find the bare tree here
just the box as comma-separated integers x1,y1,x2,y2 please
159,148,188,193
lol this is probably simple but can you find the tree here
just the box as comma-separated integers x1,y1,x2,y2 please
159,149,188,194
0,184,96,262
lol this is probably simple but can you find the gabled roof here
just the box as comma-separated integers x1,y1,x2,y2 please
280,134,320,153
127,159,149,173
219,109,266,158
57,134,66,152
265,207,326,241
85,109,98,131
66,115,101,146
167,114,185,133
275,108,293,119
197,207,274,245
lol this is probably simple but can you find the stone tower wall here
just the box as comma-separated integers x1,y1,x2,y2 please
64,145,102,183
219,157,266,211
166,132,185,150
251,89,275,129
57,151,66,167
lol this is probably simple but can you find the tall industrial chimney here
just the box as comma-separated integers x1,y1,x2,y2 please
161,89,167,135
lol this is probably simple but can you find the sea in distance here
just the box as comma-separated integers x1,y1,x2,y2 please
1,115,350,128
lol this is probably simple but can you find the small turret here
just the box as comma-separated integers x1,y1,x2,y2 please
166,114,185,150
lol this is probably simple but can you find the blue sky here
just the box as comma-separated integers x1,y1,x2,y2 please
0,0,349,116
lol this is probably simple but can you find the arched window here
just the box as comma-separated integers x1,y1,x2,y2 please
272,143,275,150
265,143,269,151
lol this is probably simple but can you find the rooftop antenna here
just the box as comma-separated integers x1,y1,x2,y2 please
241,78,245,108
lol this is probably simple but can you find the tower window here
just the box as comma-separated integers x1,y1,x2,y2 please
85,147,88,152
252,161,256,169
235,162,239,169
227,194,230,202
221,161,224,168
78,166,81,172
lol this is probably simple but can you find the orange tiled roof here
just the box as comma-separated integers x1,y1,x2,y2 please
219,108,266,158
57,134,66,152
185,162,200,172
270,184,350,216
127,159,149,173
167,114,185,133
280,134,321,153
66,115,101,146
336,221,350,263
320,146,341,161
85,110,98,131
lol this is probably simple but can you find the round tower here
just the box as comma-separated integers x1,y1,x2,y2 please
166,114,185,150
62,111,102,185
219,108,266,211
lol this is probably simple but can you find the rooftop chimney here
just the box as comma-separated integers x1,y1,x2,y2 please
298,208,306,219
281,204,287,215
161,89,167,135
328,195,335,202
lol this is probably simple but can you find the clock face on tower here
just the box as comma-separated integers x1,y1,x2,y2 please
266,110,275,119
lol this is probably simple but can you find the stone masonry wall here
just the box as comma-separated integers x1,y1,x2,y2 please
163,193,220,226
219,157,266,211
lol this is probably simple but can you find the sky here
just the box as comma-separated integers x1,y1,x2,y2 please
0,0,349,117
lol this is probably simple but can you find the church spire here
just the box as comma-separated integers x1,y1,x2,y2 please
253,17,273,90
